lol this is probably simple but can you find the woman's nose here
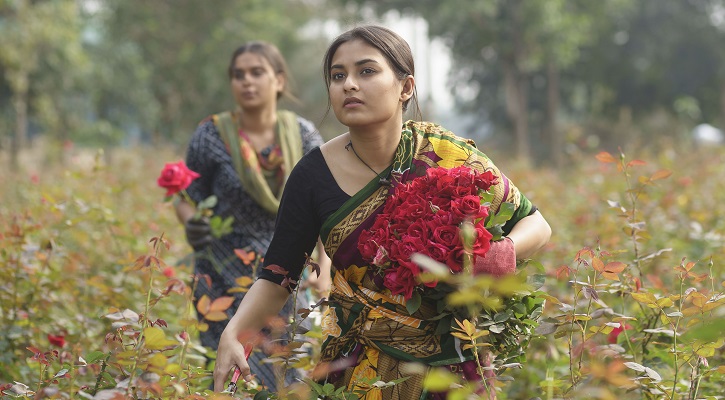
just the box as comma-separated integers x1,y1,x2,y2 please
343,76,358,91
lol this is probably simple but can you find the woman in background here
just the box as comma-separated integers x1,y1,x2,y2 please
175,41,330,392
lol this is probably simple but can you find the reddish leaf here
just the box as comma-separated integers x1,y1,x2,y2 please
626,160,646,168
604,262,627,274
650,169,672,181
234,248,256,264
264,264,289,276
595,152,617,163
555,265,571,280
575,247,594,262
592,257,605,273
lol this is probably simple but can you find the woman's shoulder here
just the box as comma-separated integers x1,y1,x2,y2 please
404,120,478,149
292,146,325,173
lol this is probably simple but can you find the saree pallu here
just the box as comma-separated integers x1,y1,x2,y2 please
318,121,533,399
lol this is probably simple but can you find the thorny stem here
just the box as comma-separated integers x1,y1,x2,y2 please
578,272,598,373
92,355,110,395
566,260,585,391
670,276,686,400
126,234,163,397
619,154,644,277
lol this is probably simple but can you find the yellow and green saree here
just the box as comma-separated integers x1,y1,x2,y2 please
316,121,533,399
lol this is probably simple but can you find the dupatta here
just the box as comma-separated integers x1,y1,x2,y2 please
316,121,532,398
213,110,302,215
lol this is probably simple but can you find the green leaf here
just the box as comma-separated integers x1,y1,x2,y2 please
143,327,177,350
210,215,234,238
435,314,453,335
406,291,422,314
197,195,218,210
85,351,106,364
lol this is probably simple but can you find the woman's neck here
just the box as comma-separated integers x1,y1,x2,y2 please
347,118,403,171
237,106,277,135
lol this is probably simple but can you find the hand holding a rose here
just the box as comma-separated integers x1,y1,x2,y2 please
157,161,232,252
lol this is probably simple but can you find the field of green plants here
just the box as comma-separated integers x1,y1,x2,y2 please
1,140,724,399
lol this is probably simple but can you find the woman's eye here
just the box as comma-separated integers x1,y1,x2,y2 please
252,69,265,77
361,68,375,75
233,71,244,80
331,72,345,80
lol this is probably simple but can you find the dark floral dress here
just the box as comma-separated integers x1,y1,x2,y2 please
184,115,324,390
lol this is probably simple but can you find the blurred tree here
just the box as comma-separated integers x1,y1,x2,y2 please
0,0,87,169
101,0,332,145
339,0,725,164
339,0,628,165
577,0,725,137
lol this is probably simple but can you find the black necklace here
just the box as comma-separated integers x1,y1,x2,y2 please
345,140,391,186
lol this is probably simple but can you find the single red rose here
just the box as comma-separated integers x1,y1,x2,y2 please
162,266,176,278
48,333,66,348
447,245,466,273
157,161,200,197
472,223,494,257
607,322,633,344
405,221,430,243
390,235,426,266
425,241,452,264
431,225,461,249
452,194,488,221
384,265,417,299
358,229,379,260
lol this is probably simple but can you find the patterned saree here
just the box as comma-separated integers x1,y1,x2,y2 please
318,121,533,399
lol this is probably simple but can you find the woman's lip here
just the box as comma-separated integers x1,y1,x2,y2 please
343,97,364,107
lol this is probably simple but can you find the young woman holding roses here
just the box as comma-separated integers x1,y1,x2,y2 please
174,41,331,392
213,26,551,399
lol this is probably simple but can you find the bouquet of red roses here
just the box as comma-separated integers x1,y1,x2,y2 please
358,165,507,301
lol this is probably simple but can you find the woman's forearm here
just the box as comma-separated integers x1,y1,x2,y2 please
506,210,551,260
223,279,291,338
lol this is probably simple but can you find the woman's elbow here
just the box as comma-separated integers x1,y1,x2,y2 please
534,211,552,249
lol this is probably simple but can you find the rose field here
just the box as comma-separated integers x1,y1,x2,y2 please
1,140,724,400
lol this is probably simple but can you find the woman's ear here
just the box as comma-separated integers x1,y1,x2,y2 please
400,75,415,103
276,72,287,95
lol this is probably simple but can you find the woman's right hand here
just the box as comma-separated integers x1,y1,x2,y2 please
213,330,253,391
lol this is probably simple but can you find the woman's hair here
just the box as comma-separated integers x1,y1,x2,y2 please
322,25,421,117
228,41,295,101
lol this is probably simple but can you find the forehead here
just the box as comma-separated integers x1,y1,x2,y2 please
233,52,272,70
330,39,387,66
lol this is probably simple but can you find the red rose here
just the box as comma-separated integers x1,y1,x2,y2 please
472,223,494,257
447,245,466,273
474,170,498,190
157,161,200,197
425,241,452,264
390,236,426,267
162,266,176,278
358,229,378,260
384,265,417,299
405,221,430,243
608,322,633,344
452,194,488,221
48,333,66,348
431,225,461,249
